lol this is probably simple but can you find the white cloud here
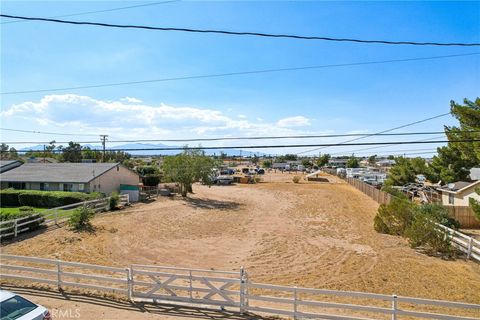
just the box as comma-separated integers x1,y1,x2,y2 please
120,97,143,103
1,94,316,141
276,116,311,128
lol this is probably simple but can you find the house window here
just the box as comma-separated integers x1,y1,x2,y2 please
63,184,73,192
78,184,85,191
8,182,26,190
40,183,45,191
448,193,454,205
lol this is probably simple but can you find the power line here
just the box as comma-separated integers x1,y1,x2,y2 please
329,135,446,156
1,130,473,145
297,112,452,155
2,53,478,95
1,1,180,25
2,14,479,47
0,127,101,137
6,139,480,153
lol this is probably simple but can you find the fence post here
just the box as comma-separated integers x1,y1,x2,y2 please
239,266,245,314
126,267,133,301
293,286,298,320
13,219,18,238
54,209,58,225
189,270,193,301
467,238,473,260
391,295,397,320
57,260,63,291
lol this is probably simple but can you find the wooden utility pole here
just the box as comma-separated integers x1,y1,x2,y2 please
100,135,108,162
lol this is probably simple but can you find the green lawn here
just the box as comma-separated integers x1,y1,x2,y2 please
0,207,47,215
0,207,75,221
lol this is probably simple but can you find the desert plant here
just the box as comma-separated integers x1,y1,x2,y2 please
373,197,415,235
68,206,95,231
292,176,301,183
109,191,120,210
406,204,456,258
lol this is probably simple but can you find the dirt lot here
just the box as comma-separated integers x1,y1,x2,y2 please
2,172,480,307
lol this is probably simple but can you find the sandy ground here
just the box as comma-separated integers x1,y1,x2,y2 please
2,172,480,318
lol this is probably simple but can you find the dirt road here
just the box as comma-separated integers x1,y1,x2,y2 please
3,173,480,306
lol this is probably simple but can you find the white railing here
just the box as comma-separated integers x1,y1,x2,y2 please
1,254,478,320
0,194,130,240
437,224,480,262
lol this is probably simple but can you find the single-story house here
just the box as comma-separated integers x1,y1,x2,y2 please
0,160,23,173
437,180,480,206
0,162,140,195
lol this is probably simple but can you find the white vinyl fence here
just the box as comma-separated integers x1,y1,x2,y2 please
437,224,480,262
1,254,478,320
0,194,129,240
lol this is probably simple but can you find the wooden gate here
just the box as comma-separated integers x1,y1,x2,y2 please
130,264,246,311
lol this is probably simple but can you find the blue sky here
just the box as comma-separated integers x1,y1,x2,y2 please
1,1,479,156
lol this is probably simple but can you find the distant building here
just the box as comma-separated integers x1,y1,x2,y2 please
327,159,348,168
26,157,58,164
376,159,396,167
0,162,139,194
437,181,480,206
0,160,23,173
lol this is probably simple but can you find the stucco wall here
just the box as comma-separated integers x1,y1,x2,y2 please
89,165,139,195
441,183,480,206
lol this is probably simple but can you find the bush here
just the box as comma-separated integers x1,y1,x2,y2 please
68,206,95,231
0,190,102,208
373,197,415,235
253,176,262,183
406,204,456,257
292,176,301,183
0,189,21,206
109,191,120,210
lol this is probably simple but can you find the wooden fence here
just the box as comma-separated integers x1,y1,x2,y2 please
445,206,480,228
0,194,129,240
346,177,392,205
1,254,479,320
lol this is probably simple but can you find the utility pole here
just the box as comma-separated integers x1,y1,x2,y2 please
100,135,108,162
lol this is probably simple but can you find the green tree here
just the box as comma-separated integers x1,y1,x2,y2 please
137,165,162,186
60,142,83,162
430,98,480,183
262,160,272,168
302,159,312,168
384,157,416,186
0,143,19,160
162,149,217,197
368,155,377,166
316,154,331,167
284,154,298,161
346,155,359,168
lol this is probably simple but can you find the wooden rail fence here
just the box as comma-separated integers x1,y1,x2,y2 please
0,194,129,240
1,254,479,320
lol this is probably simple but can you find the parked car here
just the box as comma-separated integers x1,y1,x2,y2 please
0,290,51,320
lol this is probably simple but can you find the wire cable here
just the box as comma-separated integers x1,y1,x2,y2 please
1,1,180,25
1,14,479,46
2,53,478,95
0,127,102,137
296,112,451,155
2,130,475,145
6,139,480,153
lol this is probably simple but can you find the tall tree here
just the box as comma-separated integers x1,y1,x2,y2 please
316,154,331,167
384,157,416,186
60,142,83,162
430,98,480,183
346,155,359,168
162,149,217,197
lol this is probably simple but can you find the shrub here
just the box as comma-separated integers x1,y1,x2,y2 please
18,191,93,208
0,189,22,206
253,176,262,183
292,176,301,183
109,191,120,210
406,204,456,258
373,197,415,235
68,206,95,231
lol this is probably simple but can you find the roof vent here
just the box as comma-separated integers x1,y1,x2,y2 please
447,183,455,189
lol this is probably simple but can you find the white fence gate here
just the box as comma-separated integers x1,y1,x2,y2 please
129,264,246,310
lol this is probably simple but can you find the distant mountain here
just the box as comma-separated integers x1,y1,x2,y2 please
20,143,266,157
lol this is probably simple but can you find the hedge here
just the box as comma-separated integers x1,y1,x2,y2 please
0,189,102,208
